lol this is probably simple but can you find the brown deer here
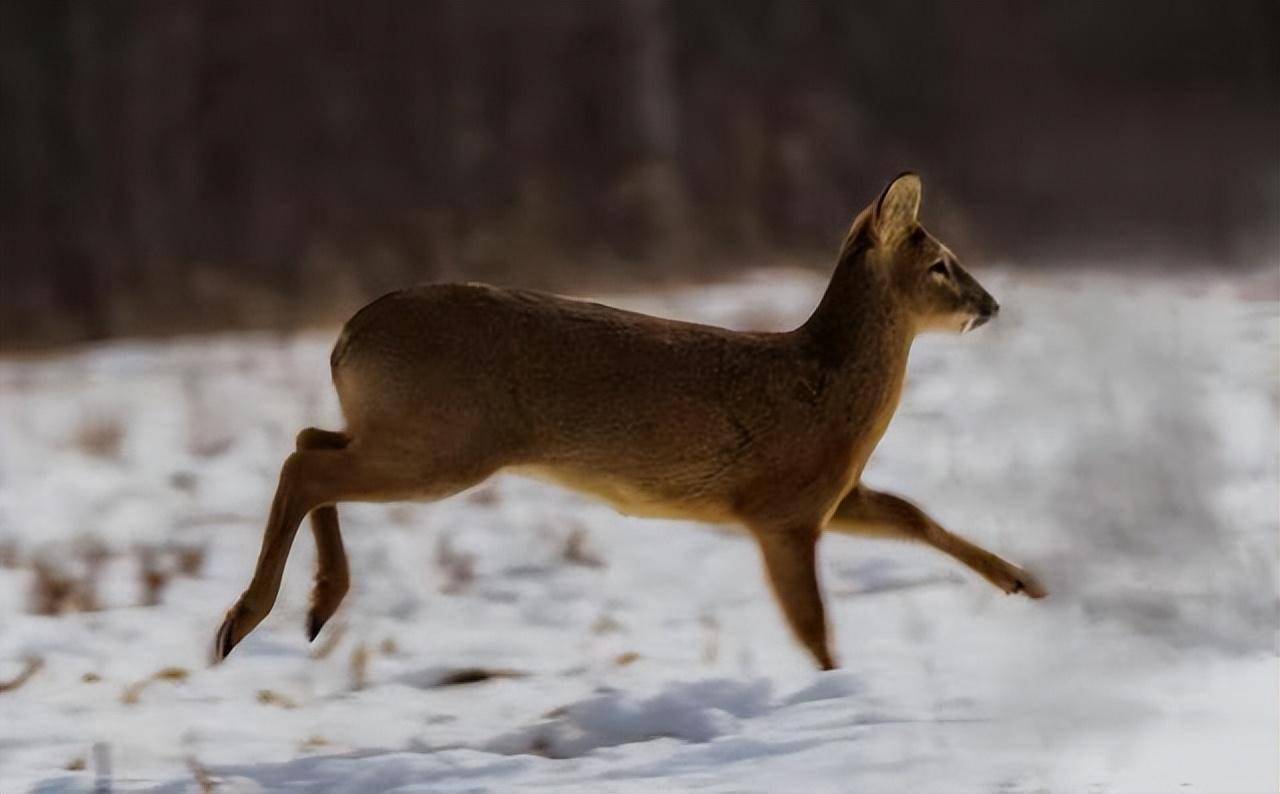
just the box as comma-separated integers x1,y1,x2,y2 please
215,173,1045,670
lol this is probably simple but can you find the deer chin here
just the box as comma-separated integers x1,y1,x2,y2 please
960,310,995,334
915,313,975,335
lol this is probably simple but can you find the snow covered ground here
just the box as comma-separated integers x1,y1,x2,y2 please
0,268,1276,793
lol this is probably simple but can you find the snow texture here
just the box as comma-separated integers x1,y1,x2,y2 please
0,268,1276,792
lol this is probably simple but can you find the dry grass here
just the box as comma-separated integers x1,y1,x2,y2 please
172,544,207,577
591,614,623,634
119,682,150,705
0,656,44,693
72,415,125,459
80,538,110,607
153,667,189,682
23,537,204,615
185,755,216,794
561,527,605,569
257,689,299,709
29,560,96,615
300,735,330,752
136,546,171,607
134,543,206,606
349,643,370,691
121,667,189,705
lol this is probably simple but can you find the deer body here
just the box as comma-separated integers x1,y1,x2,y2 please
333,280,906,526
215,174,1045,670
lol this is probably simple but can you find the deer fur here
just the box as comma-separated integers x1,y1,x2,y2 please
215,173,1045,669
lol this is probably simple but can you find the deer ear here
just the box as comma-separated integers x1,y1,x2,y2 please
874,172,922,237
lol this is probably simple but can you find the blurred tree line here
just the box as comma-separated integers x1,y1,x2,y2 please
2,0,1276,347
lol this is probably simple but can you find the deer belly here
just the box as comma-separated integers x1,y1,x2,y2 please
508,464,735,523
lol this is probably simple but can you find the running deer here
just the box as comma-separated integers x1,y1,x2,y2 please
215,173,1045,669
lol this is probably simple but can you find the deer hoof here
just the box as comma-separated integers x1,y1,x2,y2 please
213,599,259,662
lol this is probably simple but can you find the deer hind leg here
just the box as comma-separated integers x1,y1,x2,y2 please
294,428,351,641
828,487,1046,599
214,440,495,661
752,525,837,670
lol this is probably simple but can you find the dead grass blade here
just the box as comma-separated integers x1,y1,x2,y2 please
0,656,44,693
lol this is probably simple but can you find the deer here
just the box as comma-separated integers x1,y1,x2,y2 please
214,173,1046,670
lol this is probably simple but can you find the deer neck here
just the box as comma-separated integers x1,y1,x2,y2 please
800,249,914,419
803,248,912,362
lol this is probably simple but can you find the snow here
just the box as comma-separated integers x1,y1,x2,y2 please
0,267,1276,792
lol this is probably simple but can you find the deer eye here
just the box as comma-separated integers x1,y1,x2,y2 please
929,261,949,278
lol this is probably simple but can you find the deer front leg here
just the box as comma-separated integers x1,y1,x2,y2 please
751,524,837,670
828,487,1046,598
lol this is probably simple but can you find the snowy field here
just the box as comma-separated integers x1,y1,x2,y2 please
0,268,1276,793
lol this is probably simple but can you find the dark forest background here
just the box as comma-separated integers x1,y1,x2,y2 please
2,0,1277,348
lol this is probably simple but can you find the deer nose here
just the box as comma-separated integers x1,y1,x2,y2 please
969,297,999,330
